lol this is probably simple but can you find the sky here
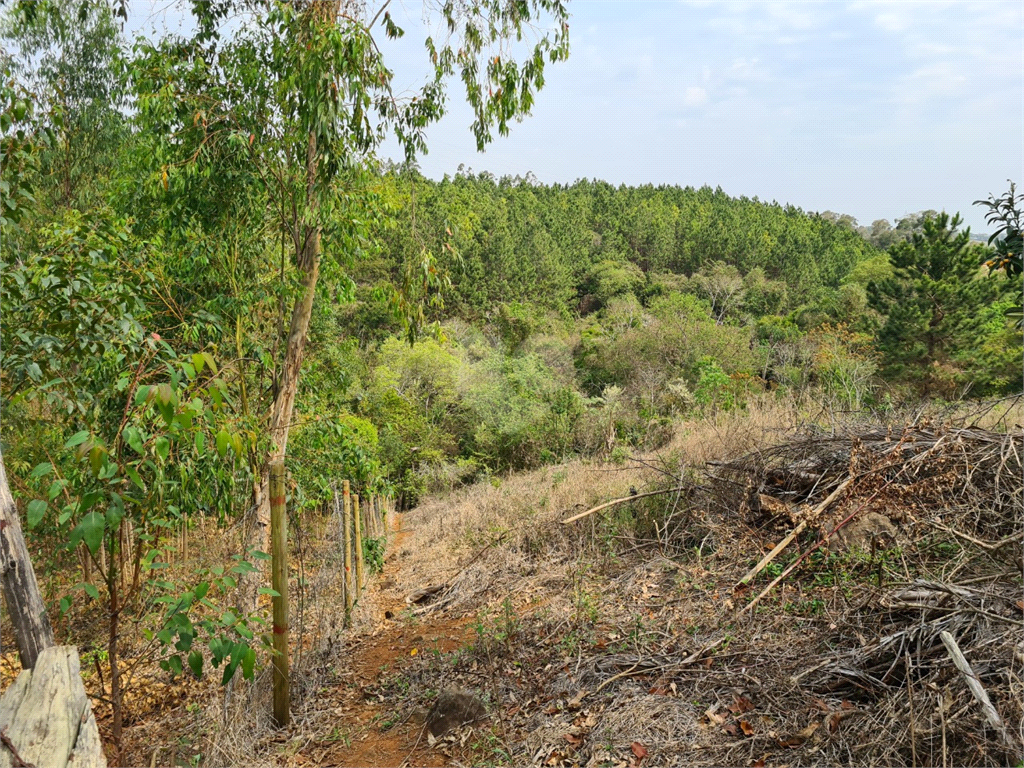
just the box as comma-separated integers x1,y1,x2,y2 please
127,0,1023,234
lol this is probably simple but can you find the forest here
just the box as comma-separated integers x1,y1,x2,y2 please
0,2,1021,768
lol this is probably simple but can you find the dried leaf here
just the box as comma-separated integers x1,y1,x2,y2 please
704,705,727,724
730,695,755,714
811,697,830,712
739,720,755,737
752,760,766,768
777,721,820,748
564,733,583,747
841,700,854,710
630,742,649,760
798,722,820,740
723,722,741,737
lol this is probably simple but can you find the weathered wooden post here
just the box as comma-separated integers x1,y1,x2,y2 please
0,449,106,768
0,451,55,670
354,493,365,594
342,480,353,617
269,461,290,728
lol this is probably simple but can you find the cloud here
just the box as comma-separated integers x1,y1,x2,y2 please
684,87,708,106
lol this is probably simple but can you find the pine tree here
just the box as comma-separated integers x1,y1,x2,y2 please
868,212,1007,394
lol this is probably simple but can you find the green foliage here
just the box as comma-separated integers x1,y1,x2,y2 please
975,182,1023,279
289,414,380,508
362,536,386,576
1,209,148,411
0,61,57,229
868,212,1017,395
693,358,734,413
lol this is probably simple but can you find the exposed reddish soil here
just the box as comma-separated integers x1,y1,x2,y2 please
305,519,473,768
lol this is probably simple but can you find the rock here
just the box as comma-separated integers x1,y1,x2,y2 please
426,689,487,737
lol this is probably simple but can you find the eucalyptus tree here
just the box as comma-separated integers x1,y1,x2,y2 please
1,0,128,208
128,0,569,605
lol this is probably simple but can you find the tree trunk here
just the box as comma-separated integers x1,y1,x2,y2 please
238,219,321,614
0,449,55,670
236,0,337,616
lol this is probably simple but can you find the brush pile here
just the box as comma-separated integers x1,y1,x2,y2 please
676,422,1023,766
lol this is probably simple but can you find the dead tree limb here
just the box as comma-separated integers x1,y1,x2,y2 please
737,477,853,587
561,486,689,525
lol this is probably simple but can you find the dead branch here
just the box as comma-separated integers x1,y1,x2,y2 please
561,486,689,525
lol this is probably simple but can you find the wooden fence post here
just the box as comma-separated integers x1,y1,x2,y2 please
269,461,290,728
0,449,55,670
342,481,353,618
354,493,364,595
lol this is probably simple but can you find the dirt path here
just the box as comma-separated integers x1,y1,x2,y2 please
308,515,472,768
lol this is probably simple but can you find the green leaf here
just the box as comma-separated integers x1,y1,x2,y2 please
29,462,53,480
124,426,145,454
60,596,72,615
188,650,203,678
155,436,170,462
26,499,47,529
168,654,183,676
135,385,151,405
158,400,175,426
126,466,146,491
83,583,100,600
71,510,105,555
47,479,66,501
241,646,256,680
106,505,124,531
195,432,206,457
216,430,229,458
191,353,206,376
157,382,174,406
89,444,107,476
194,582,210,601
98,459,119,480
65,430,90,449
257,587,281,597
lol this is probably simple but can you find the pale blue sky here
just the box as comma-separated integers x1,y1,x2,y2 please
129,0,1023,233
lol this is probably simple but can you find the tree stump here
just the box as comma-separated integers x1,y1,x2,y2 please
0,645,106,768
